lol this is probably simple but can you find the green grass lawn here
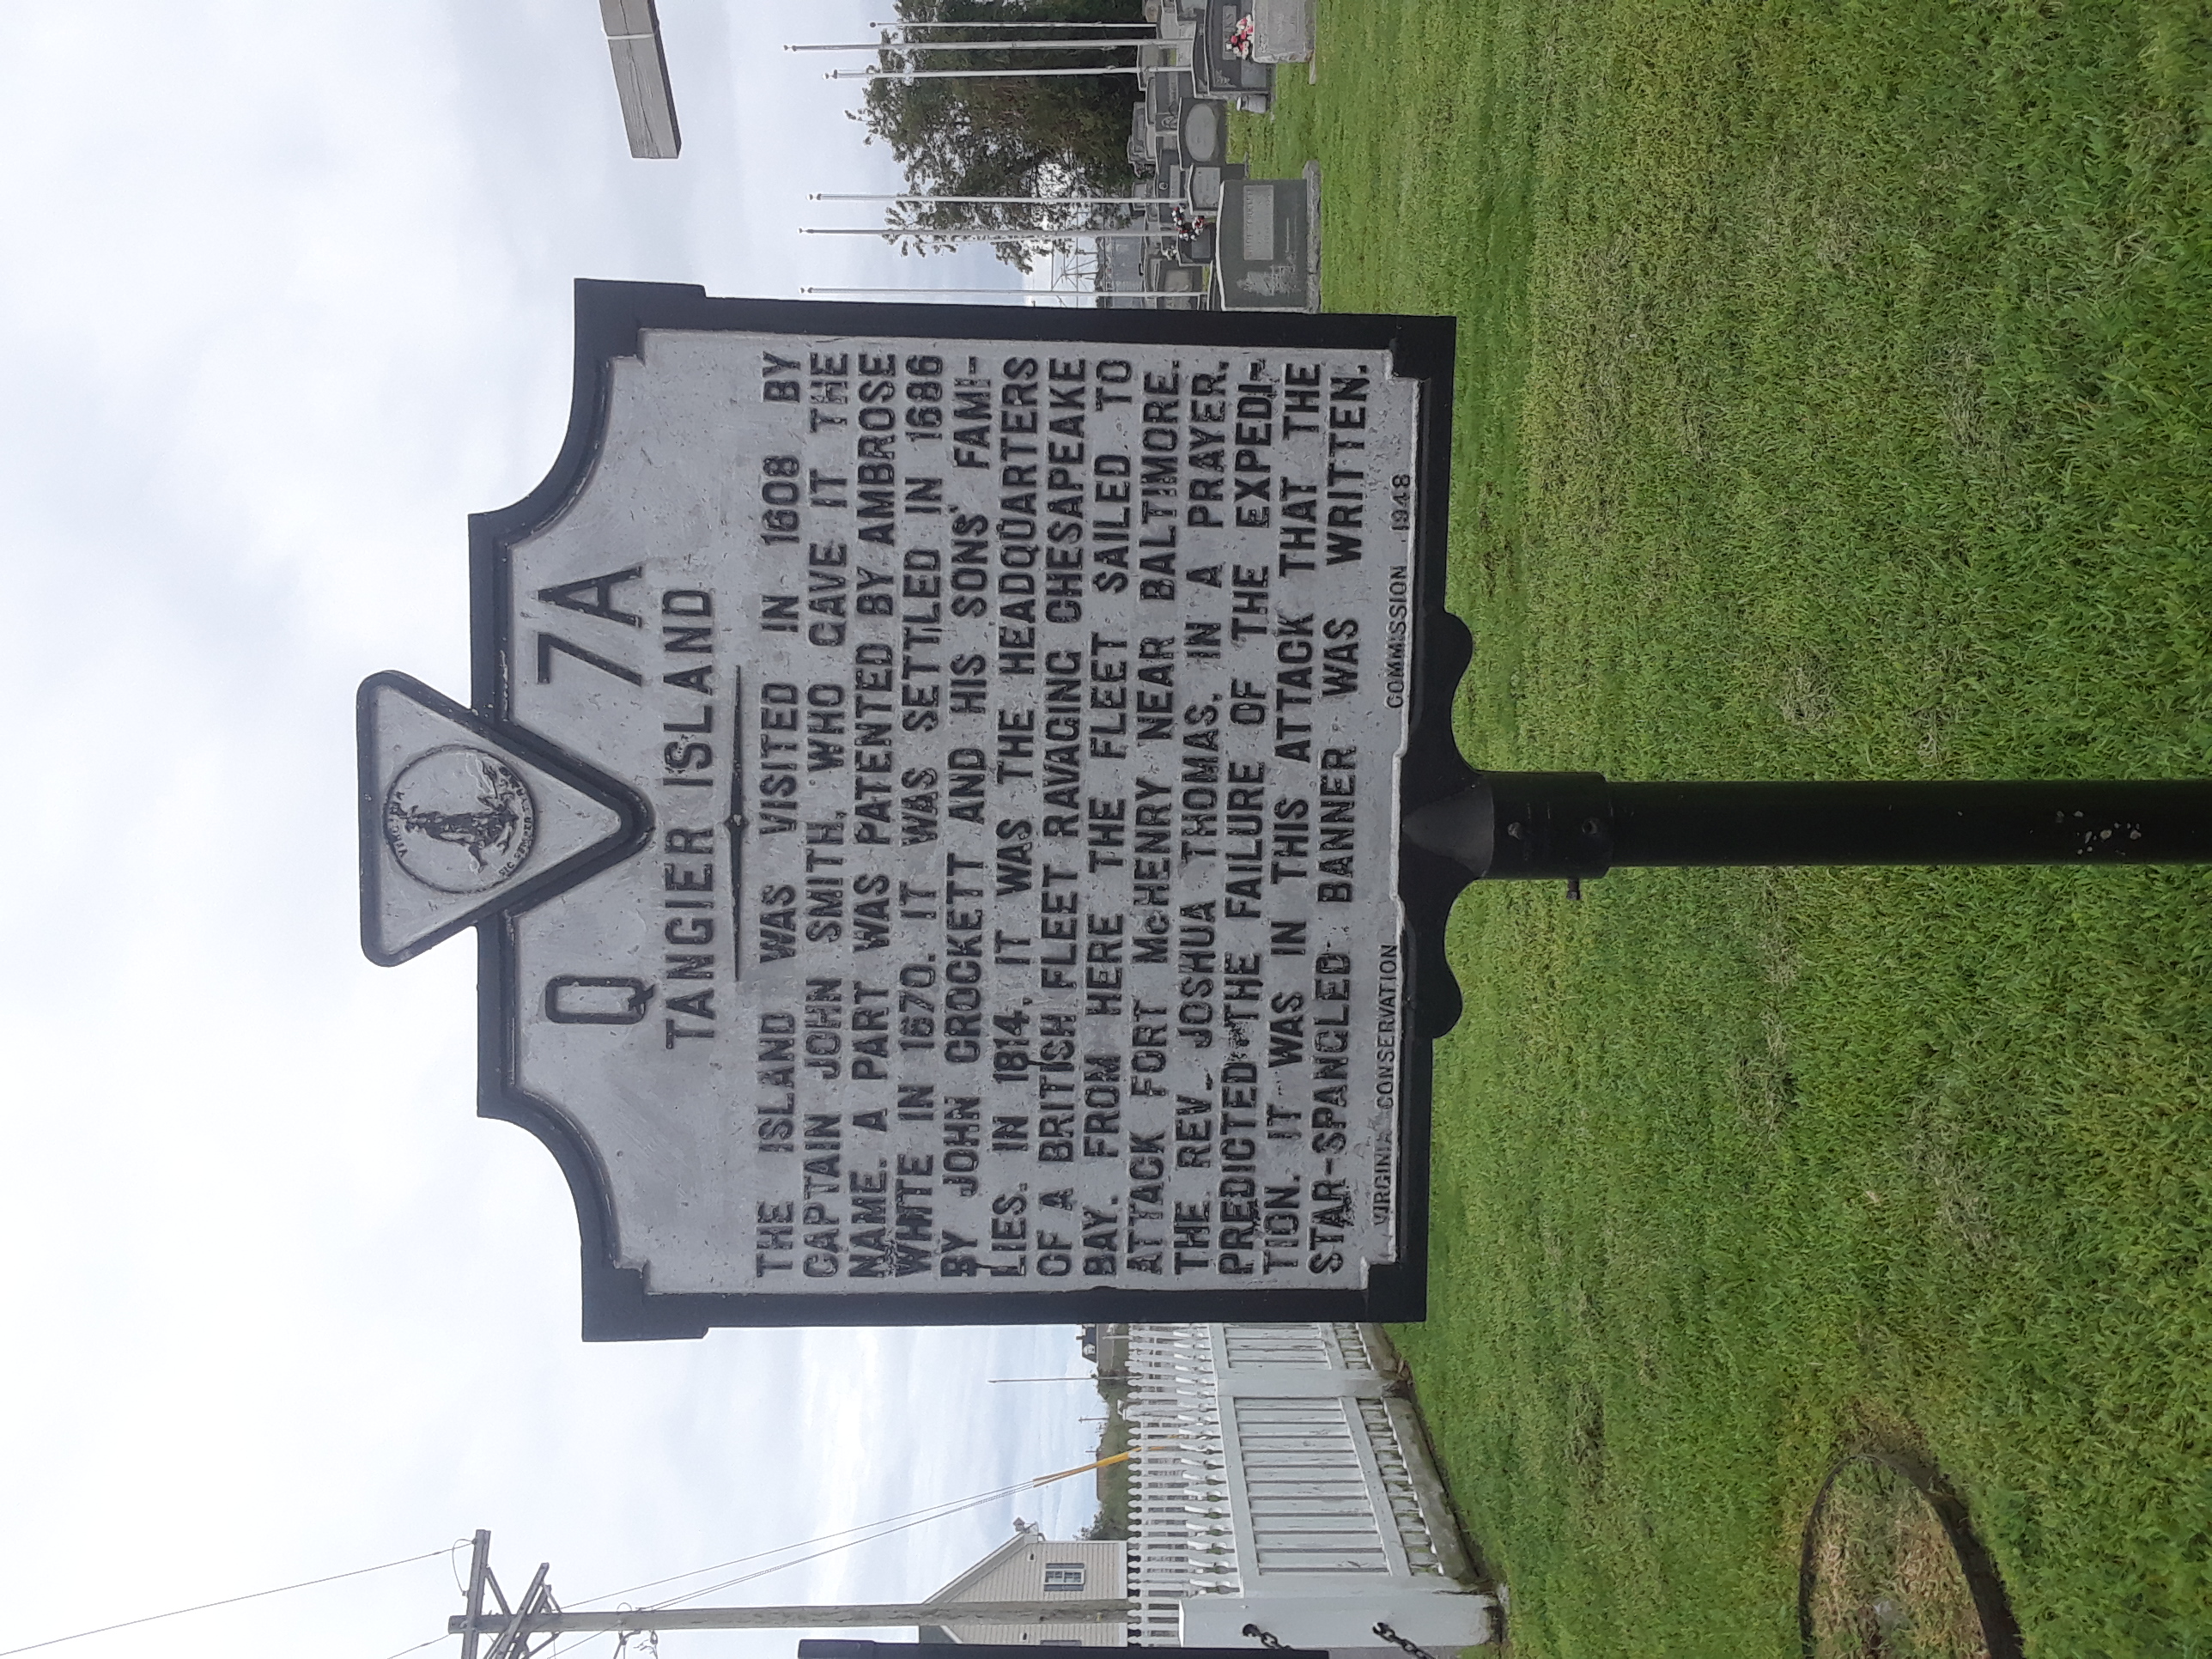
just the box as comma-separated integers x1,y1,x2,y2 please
1237,3,2212,1654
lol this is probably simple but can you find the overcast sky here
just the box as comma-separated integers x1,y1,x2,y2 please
0,5,1103,1657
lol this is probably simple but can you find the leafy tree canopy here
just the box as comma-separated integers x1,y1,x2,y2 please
854,0,1149,269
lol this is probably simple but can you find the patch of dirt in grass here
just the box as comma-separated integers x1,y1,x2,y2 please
1805,1458,1992,1658
1567,1384,1607,1492
1778,655,1838,731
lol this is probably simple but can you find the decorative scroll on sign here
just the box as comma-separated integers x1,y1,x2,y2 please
359,283,1461,1336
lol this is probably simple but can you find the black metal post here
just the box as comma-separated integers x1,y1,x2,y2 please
1404,773,2212,883
801,1644,1328,1659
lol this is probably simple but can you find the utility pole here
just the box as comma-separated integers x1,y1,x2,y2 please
799,289,1209,301
864,20,1156,29
454,1531,561,1659
789,38,1152,53
824,64,1146,81
449,1531,1133,1648
803,228,1179,241
811,195,1165,206
599,0,680,160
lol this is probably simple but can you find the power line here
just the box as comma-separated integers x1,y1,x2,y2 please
454,1453,1143,1658
863,20,1155,30
825,64,1146,81
574,1477,1037,1607
0,1546,458,1659
648,1489,1014,1608
641,1453,1132,1613
476,1486,1033,1659
568,1449,1129,1621
789,38,1149,52
450,1452,1141,1659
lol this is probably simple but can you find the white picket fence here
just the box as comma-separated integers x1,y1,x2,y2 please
1121,1324,1494,1650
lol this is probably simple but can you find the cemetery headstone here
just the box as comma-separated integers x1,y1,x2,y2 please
1127,106,1152,174
1142,254,1209,307
1145,68,1192,140
1217,165,1322,313
1194,0,1274,105
1179,97,1229,167
1188,161,1248,216
1249,0,1318,64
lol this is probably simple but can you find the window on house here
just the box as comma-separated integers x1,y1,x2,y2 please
1042,1564,1085,1591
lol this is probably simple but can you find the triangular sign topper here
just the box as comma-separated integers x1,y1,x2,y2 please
356,672,649,967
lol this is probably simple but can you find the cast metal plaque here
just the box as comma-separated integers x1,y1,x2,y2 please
359,283,1462,1336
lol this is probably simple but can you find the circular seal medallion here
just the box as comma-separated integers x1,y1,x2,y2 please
382,745,538,894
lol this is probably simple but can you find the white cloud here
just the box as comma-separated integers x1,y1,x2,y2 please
0,3,1105,1656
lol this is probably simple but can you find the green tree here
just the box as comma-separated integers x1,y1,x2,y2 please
854,0,1149,269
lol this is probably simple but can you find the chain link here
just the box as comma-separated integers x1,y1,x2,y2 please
1241,1624,1287,1650
1373,1620,1437,1659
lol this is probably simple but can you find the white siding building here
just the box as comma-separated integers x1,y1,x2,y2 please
921,1324,1494,1650
921,1524,1127,1648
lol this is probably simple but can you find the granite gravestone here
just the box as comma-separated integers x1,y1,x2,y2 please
1218,167,1322,313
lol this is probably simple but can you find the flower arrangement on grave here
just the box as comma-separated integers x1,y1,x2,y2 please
1228,15,1256,57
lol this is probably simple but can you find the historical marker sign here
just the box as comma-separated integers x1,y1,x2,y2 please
360,282,1462,1336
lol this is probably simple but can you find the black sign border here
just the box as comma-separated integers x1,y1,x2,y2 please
468,280,1463,1339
